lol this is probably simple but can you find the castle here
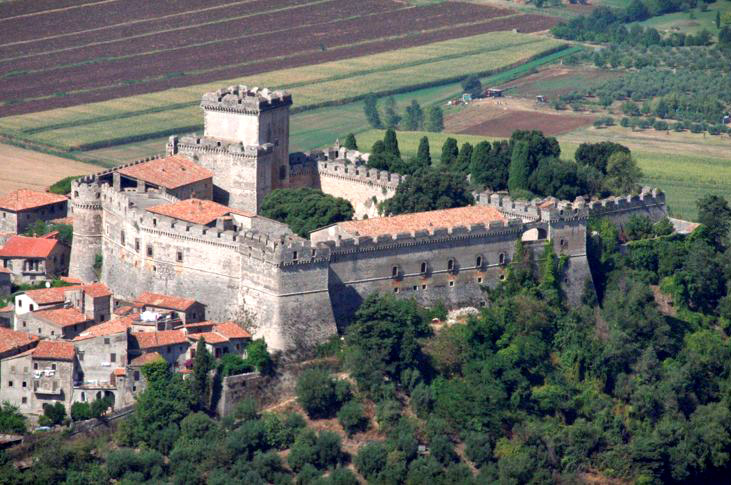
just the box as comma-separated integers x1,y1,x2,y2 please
68,85,668,353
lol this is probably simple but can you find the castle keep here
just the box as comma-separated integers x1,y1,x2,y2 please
68,85,668,353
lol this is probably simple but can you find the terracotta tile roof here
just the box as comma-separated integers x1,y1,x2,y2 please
82,282,112,298
113,368,126,376
114,305,136,316
117,155,212,190
133,330,188,349
214,322,252,339
0,267,11,274
33,307,89,328
336,205,507,238
146,198,254,226
130,352,163,366
190,331,228,344
0,235,59,258
60,276,83,284
23,285,81,305
0,304,14,312
183,321,216,329
74,319,131,341
134,292,198,311
0,327,38,355
32,340,75,361
0,189,67,212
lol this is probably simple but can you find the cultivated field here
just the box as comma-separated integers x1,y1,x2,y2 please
0,143,98,195
499,65,624,98
353,128,731,220
0,0,559,117
0,32,568,152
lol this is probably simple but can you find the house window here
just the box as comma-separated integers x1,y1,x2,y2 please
449,281,455,287
176,250,183,263
22,381,26,388
421,284,427,290
477,277,483,284
292,251,298,261
393,287,399,293
34,363,38,370
52,364,56,370
21,397,27,404
8,381,12,387
51,331,55,336
135,239,140,252
152,219,157,227
104,338,110,345
146,245,153,257
134,371,140,381
38,328,42,334
413,285,418,291
81,392,86,402
110,353,116,363
78,352,84,361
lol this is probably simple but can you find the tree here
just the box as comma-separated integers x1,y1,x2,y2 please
720,26,731,48
260,188,354,238
604,151,642,194
696,195,731,249
440,138,459,168
337,401,368,436
625,215,655,240
39,402,66,426
470,140,510,190
354,441,388,480
49,175,81,195
296,368,344,418
191,338,213,410
343,133,357,150
574,141,630,174
508,141,531,194
383,96,401,129
383,128,401,158
381,169,474,215
364,95,383,129
415,136,431,168
403,100,424,131
425,106,444,132
245,339,273,374
0,402,26,433
454,142,473,174
461,75,483,98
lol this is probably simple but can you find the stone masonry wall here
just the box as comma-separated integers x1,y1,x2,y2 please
68,177,103,283
315,161,399,219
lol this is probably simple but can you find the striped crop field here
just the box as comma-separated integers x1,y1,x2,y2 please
0,31,569,152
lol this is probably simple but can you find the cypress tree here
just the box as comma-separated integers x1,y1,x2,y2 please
383,128,400,158
425,106,444,132
508,141,531,194
344,133,358,150
403,100,424,131
455,142,473,174
469,141,491,183
191,338,213,410
383,96,401,129
440,138,459,167
716,10,721,29
364,95,383,129
416,136,431,166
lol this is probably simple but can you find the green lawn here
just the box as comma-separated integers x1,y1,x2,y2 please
632,1,731,34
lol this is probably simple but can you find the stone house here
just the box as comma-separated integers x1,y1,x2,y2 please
63,282,112,324
0,268,10,296
186,321,252,359
133,292,205,325
0,340,75,418
129,329,189,370
14,285,81,318
0,327,39,359
20,307,93,340
127,351,162,395
116,155,214,201
0,189,68,234
0,234,70,284
72,318,131,409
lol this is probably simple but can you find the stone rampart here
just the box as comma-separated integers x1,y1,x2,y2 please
68,176,105,282
585,188,667,226
201,85,292,114
315,161,399,219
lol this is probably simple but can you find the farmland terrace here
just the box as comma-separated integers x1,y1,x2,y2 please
0,0,558,117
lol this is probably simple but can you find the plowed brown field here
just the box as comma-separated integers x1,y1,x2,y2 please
0,0,558,117
457,110,595,137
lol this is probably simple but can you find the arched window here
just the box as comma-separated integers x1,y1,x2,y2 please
475,255,483,269
420,261,428,274
499,253,505,265
391,265,400,278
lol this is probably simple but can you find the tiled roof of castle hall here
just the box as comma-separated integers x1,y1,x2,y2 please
117,155,213,190
0,189,67,212
33,307,89,328
133,330,188,349
0,327,38,355
0,235,59,258
146,198,253,226
336,205,507,238
134,292,199,311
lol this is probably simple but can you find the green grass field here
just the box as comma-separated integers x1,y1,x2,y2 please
0,31,567,152
632,1,731,34
352,128,731,220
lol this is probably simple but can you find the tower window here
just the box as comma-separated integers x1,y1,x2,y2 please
420,261,428,274
120,231,125,245
146,245,153,257
447,258,455,272
449,280,455,287
135,239,140,252
176,250,183,263
499,253,505,265
475,255,483,268
292,251,298,261
391,265,399,278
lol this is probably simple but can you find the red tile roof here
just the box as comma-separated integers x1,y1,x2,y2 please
74,319,131,341
134,292,198,311
146,198,254,226
133,330,188,349
0,235,59,258
336,205,507,238
60,276,83,284
113,368,126,376
114,305,136,316
183,321,216,330
32,340,75,361
190,332,228,344
0,304,14,312
0,327,38,355
23,285,81,305
129,352,163,366
82,282,112,298
117,155,212,190
33,307,89,328
0,189,67,212
0,267,11,274
214,322,252,339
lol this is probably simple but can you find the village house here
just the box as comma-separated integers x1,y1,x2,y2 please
129,329,189,369
0,189,68,234
0,327,39,359
63,282,113,324
186,321,252,359
21,307,93,340
0,234,70,284
14,285,80,318
116,155,214,201
0,340,75,418
133,292,205,325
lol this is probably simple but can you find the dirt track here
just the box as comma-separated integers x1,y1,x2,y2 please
0,143,98,195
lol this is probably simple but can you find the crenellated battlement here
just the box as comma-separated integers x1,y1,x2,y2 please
585,187,666,215
476,191,589,223
316,160,401,189
173,134,274,159
200,85,292,114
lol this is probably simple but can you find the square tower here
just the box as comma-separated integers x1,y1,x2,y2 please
201,85,292,189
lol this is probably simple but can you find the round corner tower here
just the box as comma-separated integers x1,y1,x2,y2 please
68,176,104,283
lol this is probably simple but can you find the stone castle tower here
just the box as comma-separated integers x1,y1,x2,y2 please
68,176,103,283
167,85,292,213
